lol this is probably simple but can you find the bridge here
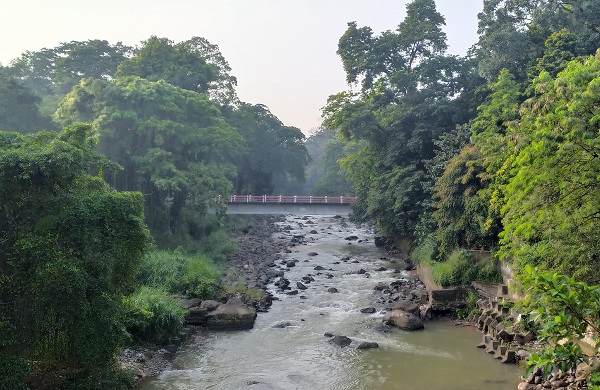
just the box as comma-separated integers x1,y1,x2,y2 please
214,195,355,215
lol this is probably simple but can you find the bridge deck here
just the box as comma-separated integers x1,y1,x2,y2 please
218,195,355,205
215,195,355,215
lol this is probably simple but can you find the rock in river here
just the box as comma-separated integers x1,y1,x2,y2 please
382,310,424,331
329,335,352,347
205,296,257,330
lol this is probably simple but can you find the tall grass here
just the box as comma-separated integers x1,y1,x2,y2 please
137,249,219,298
123,286,187,343
431,249,501,287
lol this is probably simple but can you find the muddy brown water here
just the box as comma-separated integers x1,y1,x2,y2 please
139,215,521,390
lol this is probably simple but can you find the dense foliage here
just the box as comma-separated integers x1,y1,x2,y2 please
320,1,600,384
517,266,600,386
325,0,600,282
1,34,308,389
0,125,151,389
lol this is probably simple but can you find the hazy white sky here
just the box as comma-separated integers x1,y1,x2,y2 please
0,0,482,135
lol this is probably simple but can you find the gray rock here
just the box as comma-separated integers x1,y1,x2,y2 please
392,300,420,316
360,307,377,314
205,296,257,330
179,298,202,309
356,341,379,349
329,335,352,347
297,281,308,290
307,252,319,256
200,300,222,311
382,310,424,331
327,287,338,293
272,321,294,328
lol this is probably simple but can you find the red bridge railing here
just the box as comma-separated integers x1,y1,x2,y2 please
216,195,355,204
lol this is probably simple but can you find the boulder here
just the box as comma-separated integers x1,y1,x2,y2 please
392,300,420,315
382,310,424,331
200,300,221,311
179,298,202,309
329,335,352,347
296,281,308,290
360,307,376,314
356,341,379,350
327,287,338,293
205,296,257,330
307,252,319,256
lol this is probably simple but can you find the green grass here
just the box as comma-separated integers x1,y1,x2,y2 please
123,286,187,343
137,249,220,299
432,249,501,287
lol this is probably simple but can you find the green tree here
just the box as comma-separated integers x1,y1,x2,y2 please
310,130,357,196
0,68,49,133
0,124,151,388
117,36,218,96
54,76,242,244
475,0,600,84
500,51,600,282
6,39,133,118
224,103,308,195
324,0,467,238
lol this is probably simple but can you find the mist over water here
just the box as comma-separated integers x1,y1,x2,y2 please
139,215,520,390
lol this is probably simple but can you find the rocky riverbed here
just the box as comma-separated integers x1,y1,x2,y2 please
134,215,521,390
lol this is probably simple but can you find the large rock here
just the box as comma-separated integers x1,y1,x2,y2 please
383,310,424,331
329,335,352,347
392,300,420,315
205,296,257,330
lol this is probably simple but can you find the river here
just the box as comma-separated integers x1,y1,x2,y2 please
139,215,521,390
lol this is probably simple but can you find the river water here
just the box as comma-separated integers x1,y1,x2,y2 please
140,215,521,390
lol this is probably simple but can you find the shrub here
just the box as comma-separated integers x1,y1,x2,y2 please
432,249,501,287
182,254,220,298
410,234,438,265
137,250,220,298
197,228,237,263
123,286,187,343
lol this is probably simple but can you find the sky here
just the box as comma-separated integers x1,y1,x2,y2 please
0,0,482,135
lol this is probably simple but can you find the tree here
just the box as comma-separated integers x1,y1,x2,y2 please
475,0,600,84
224,103,308,195
6,40,133,118
54,76,242,243
117,36,224,98
7,39,132,96
0,68,49,133
324,0,467,238
500,51,600,283
0,124,151,388
307,127,356,196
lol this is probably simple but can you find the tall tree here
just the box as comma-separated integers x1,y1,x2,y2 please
475,0,600,84
0,68,49,133
54,76,242,243
7,39,132,96
224,103,308,195
500,51,600,283
116,36,214,93
324,0,467,237
0,124,151,388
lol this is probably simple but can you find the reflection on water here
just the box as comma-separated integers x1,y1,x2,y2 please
139,216,520,390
